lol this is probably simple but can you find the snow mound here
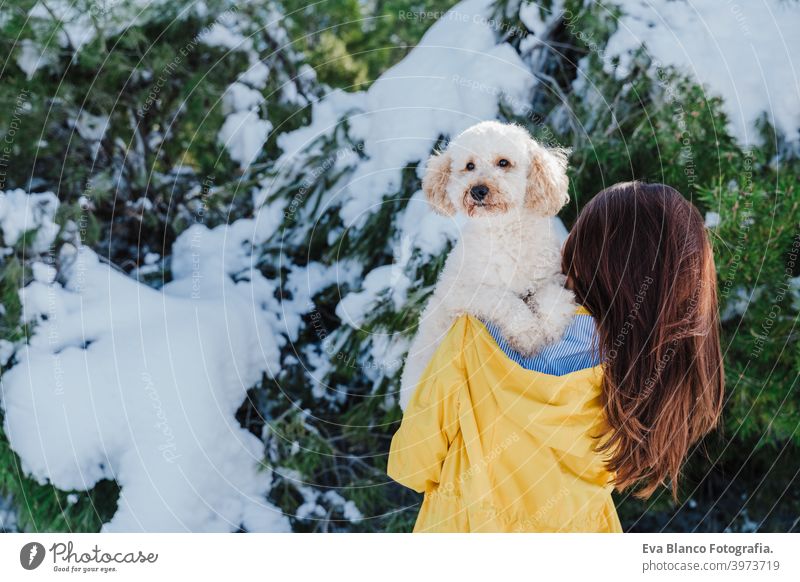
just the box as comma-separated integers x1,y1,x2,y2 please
1,193,289,532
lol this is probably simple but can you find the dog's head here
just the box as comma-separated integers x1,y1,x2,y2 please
422,121,570,218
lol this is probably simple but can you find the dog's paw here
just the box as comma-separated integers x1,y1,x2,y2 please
499,309,549,357
506,334,547,357
535,284,577,338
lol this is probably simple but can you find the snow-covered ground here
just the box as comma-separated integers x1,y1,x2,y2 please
1,190,290,532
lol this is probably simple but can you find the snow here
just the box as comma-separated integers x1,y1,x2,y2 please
0,340,13,366
0,192,290,532
705,211,721,228
605,0,800,144
16,39,48,80
322,490,363,523
217,110,272,169
199,22,252,53
72,112,110,142
363,333,409,385
0,495,17,531
70,111,111,159
281,260,362,343
0,189,60,254
276,468,362,525
166,199,286,310
398,190,462,259
335,264,411,329
342,500,363,522
238,61,270,89
222,82,265,115
519,0,563,38
31,262,56,284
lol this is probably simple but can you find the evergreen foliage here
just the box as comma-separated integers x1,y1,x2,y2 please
0,0,797,532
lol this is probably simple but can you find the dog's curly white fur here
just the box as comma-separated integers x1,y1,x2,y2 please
399,121,576,410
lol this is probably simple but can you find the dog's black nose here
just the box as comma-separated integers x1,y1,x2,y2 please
470,184,489,201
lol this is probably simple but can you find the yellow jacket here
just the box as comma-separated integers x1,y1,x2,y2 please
388,311,622,532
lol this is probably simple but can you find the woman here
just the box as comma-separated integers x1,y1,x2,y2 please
387,181,725,532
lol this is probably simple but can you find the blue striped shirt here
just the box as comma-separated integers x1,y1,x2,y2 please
481,311,601,376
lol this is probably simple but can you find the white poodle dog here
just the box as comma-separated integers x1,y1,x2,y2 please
399,121,576,410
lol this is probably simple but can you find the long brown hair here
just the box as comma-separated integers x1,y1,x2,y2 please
562,181,724,499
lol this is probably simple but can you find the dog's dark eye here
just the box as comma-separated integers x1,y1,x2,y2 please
498,159,510,168
466,162,475,171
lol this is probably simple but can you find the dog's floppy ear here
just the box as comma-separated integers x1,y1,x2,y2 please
525,145,571,216
422,150,456,216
